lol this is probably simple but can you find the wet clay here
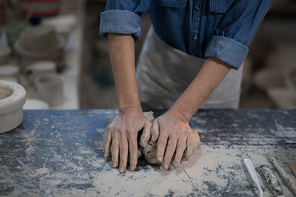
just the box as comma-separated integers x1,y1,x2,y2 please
103,111,200,166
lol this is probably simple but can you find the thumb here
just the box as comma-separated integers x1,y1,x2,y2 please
140,121,152,147
151,118,160,142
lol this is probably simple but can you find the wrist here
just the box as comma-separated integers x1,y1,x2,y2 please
167,107,191,123
119,105,142,114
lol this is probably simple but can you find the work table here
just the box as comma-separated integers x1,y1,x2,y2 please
0,109,295,196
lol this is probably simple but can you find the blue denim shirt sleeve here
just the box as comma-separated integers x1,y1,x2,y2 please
205,0,274,69
99,1,150,42
100,0,273,70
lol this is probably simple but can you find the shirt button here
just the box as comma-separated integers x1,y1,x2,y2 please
193,35,199,40
195,5,201,11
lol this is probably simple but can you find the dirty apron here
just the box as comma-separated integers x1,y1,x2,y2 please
136,26,243,110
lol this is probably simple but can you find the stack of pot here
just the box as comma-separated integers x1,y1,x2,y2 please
14,26,65,71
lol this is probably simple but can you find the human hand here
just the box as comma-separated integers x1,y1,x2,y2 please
104,108,152,172
151,109,194,170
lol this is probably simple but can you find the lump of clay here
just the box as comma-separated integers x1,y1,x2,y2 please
141,128,200,165
103,111,200,166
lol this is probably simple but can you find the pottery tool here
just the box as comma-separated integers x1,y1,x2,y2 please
285,141,296,144
257,165,284,197
265,153,296,196
243,159,263,197
289,161,296,176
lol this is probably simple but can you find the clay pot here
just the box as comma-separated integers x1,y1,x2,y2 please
35,73,63,106
14,32,65,70
23,98,49,110
20,26,57,50
0,45,11,65
0,64,20,82
0,80,26,133
24,61,57,83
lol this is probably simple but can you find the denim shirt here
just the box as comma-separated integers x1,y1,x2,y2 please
99,0,273,70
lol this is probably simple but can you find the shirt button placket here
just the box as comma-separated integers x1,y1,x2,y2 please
190,1,202,55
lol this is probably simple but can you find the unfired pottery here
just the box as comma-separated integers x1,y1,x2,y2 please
23,98,49,110
24,61,57,82
0,64,20,82
20,26,57,50
14,34,65,70
35,73,63,106
0,45,11,65
0,80,26,133
14,35,64,57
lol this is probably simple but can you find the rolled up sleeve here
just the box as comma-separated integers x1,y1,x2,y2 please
205,36,248,70
205,0,274,69
99,1,150,42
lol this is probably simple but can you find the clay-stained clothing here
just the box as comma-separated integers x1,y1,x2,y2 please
136,27,243,110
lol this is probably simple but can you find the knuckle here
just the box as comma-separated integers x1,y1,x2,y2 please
108,123,115,131
187,141,193,147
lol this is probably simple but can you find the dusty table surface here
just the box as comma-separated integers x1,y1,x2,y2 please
0,109,295,197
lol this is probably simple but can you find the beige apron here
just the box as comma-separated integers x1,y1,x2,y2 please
136,26,243,110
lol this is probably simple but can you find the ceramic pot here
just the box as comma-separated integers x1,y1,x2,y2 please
24,61,56,83
0,64,20,82
35,73,63,106
20,26,57,50
0,80,26,133
0,45,11,65
23,98,49,110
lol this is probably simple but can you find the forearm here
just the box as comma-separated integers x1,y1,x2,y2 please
108,33,141,112
169,57,232,121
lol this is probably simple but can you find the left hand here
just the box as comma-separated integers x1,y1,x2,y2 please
150,109,194,169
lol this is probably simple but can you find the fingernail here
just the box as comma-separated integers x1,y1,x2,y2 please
104,152,107,157
112,161,117,167
143,140,147,145
119,167,124,172
186,156,190,161
176,161,180,167
158,157,163,162
130,164,135,171
164,163,169,170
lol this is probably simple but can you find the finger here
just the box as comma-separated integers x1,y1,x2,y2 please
104,130,112,158
140,122,152,147
119,135,128,172
185,135,194,161
163,136,177,170
151,119,160,142
156,128,168,164
111,134,119,168
128,132,138,171
173,137,186,168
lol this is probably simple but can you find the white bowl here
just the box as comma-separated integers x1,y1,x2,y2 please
20,26,57,50
0,80,26,133
0,64,20,82
23,98,49,109
42,15,77,33
14,35,64,58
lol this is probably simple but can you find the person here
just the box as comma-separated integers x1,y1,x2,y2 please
99,0,274,172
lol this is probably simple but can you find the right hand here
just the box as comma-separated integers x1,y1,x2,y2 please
104,107,152,172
